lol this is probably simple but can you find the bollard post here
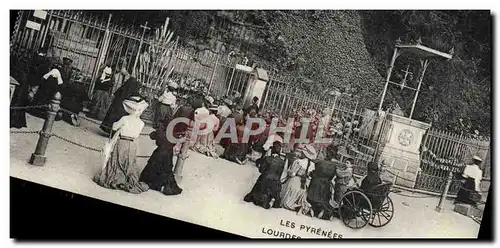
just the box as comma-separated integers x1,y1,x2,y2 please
436,170,453,212
29,92,61,166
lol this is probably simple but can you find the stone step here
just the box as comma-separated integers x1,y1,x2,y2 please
453,203,483,220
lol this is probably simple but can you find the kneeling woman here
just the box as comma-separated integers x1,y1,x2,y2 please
93,96,149,194
307,159,338,220
139,125,183,196
244,141,285,209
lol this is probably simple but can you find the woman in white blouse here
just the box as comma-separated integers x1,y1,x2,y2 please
93,96,150,194
455,155,483,206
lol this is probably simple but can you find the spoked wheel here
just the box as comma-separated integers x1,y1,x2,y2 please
368,196,394,227
339,190,372,229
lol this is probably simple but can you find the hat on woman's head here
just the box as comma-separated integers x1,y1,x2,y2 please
162,92,177,105
205,96,215,106
168,81,179,90
123,96,149,115
223,98,233,106
472,155,483,162
293,143,305,150
302,144,317,160
63,57,73,64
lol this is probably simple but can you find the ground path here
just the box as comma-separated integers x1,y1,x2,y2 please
10,114,480,238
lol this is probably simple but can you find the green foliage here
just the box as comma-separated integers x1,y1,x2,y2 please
106,10,491,135
360,10,491,135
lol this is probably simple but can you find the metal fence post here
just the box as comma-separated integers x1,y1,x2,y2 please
208,53,220,93
29,92,61,166
436,170,453,212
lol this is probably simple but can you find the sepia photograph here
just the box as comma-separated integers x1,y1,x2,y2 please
8,8,492,239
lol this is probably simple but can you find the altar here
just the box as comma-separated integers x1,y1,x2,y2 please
379,114,431,188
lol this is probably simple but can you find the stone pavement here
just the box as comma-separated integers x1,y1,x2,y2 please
10,114,481,238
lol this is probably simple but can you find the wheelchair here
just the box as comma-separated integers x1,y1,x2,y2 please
337,182,394,229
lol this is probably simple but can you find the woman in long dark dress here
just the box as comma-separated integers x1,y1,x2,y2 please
139,125,182,196
222,111,249,165
139,97,198,194
100,67,140,134
90,64,114,121
10,76,29,129
29,63,65,119
360,162,382,193
244,141,285,209
307,159,338,220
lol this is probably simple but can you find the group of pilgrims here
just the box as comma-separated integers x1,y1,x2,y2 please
83,62,387,221
10,51,487,222
10,55,386,221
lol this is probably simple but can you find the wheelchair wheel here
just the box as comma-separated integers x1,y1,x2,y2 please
339,190,372,229
368,196,394,227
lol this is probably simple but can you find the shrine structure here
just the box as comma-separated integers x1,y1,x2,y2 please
377,39,453,188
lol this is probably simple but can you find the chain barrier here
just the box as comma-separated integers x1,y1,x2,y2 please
390,191,438,199
60,108,150,136
51,133,101,152
51,133,152,159
10,104,49,110
10,130,40,135
383,169,490,198
384,170,417,183
456,184,490,194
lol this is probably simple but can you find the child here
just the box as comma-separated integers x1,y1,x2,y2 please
332,158,356,206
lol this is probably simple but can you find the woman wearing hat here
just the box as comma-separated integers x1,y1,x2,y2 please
89,63,114,121
455,155,484,206
217,98,234,149
217,98,233,124
139,116,183,196
93,96,149,194
33,60,63,103
192,98,219,158
153,81,179,130
280,144,317,211
100,66,140,135
244,141,286,209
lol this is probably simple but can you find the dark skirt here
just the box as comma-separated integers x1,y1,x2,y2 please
333,183,349,206
222,143,249,163
153,102,173,130
455,178,481,206
139,146,182,195
28,79,60,119
100,97,128,134
93,139,149,194
307,178,335,219
10,82,30,129
244,175,282,209
90,90,112,121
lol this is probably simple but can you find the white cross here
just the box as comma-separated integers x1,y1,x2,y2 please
400,65,413,90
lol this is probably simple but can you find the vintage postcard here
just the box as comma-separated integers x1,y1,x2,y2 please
9,9,491,239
